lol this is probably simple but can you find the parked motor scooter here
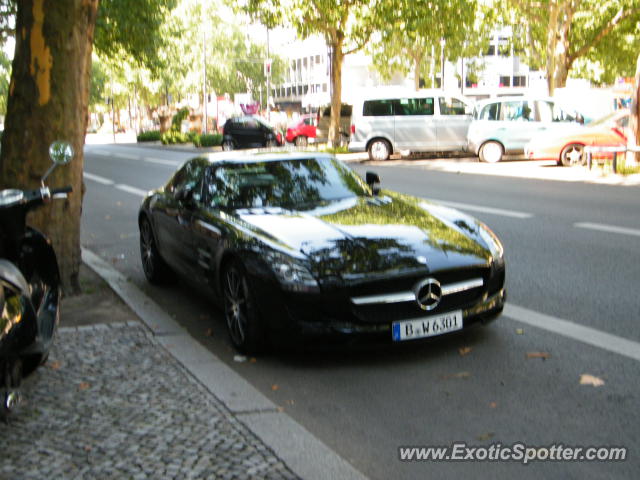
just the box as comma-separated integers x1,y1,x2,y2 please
0,141,74,419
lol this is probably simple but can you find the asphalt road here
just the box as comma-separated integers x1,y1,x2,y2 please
81,143,640,479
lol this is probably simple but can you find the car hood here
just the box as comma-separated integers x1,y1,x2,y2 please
234,192,494,278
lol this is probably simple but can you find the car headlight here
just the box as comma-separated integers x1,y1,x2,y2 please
478,225,504,263
265,251,320,293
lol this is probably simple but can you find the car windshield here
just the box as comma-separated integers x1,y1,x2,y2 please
254,116,275,129
588,110,627,127
206,157,370,209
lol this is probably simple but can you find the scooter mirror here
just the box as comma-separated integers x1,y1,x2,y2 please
49,141,74,165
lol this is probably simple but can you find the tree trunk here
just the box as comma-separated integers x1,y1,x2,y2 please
328,34,344,148
0,0,99,295
413,52,422,91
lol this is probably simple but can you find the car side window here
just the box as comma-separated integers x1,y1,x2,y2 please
363,99,395,116
501,101,532,121
166,160,206,203
479,103,499,120
397,98,434,116
439,97,468,115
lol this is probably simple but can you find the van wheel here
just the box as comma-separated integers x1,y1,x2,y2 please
479,141,504,163
368,139,391,161
295,136,308,147
222,139,234,151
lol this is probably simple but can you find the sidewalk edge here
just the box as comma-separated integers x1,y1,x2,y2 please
81,247,368,480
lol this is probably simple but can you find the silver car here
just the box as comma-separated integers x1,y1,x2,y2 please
467,96,581,163
348,89,474,161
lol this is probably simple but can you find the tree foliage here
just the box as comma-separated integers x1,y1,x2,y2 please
240,0,392,145
94,0,178,73
503,0,640,93
368,0,493,90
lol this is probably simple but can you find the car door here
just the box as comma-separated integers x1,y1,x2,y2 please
497,99,537,152
536,100,579,139
394,97,437,152
436,96,474,151
190,167,232,295
154,160,207,279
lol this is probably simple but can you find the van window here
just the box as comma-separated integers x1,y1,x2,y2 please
439,97,468,115
479,103,499,120
396,98,434,116
363,99,396,116
501,101,533,121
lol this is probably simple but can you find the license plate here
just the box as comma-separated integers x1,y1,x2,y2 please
392,310,463,341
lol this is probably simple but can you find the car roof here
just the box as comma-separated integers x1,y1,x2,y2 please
198,151,335,166
353,87,468,101
474,96,555,107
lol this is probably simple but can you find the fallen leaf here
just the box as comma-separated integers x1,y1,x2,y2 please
580,374,605,387
489,402,497,409
105,215,111,220
48,361,61,370
233,355,247,363
249,357,257,364
78,382,90,391
440,371,471,380
526,352,551,359
515,328,524,335
276,407,284,412
476,432,495,441
458,347,472,356
204,328,213,337
84,445,92,452
271,384,279,391
116,201,123,207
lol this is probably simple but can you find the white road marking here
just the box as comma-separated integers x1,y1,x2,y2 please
115,184,149,197
574,222,640,238
145,157,181,166
426,198,533,219
83,172,114,185
505,304,640,362
113,153,139,160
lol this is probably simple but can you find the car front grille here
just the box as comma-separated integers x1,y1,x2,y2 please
348,267,491,324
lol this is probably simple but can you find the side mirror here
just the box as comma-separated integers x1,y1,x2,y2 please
41,140,74,187
49,141,74,165
366,171,381,196
175,187,194,206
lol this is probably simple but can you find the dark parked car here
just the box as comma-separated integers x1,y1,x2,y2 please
138,153,506,353
222,116,283,151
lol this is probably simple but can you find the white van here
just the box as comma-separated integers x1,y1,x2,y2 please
348,89,474,161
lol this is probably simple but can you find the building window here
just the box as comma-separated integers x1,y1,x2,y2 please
316,54,321,63
322,83,328,92
513,75,527,87
499,76,511,87
484,45,495,56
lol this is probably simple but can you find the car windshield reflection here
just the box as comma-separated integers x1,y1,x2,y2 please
206,157,369,209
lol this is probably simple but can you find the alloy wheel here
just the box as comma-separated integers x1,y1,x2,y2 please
223,267,247,346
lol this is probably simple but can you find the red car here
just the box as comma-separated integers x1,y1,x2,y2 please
285,114,317,146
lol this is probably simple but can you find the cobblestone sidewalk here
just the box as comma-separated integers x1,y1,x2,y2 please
1,323,299,480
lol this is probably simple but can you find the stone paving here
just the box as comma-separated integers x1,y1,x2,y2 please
1,323,299,480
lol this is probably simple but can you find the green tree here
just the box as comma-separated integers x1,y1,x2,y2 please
241,0,391,145
503,0,640,95
368,0,492,91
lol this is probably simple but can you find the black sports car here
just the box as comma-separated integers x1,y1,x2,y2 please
138,153,506,353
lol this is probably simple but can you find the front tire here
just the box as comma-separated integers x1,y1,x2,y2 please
479,141,504,163
559,143,585,166
295,136,308,147
222,260,265,354
222,139,234,151
368,139,391,161
139,217,171,284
